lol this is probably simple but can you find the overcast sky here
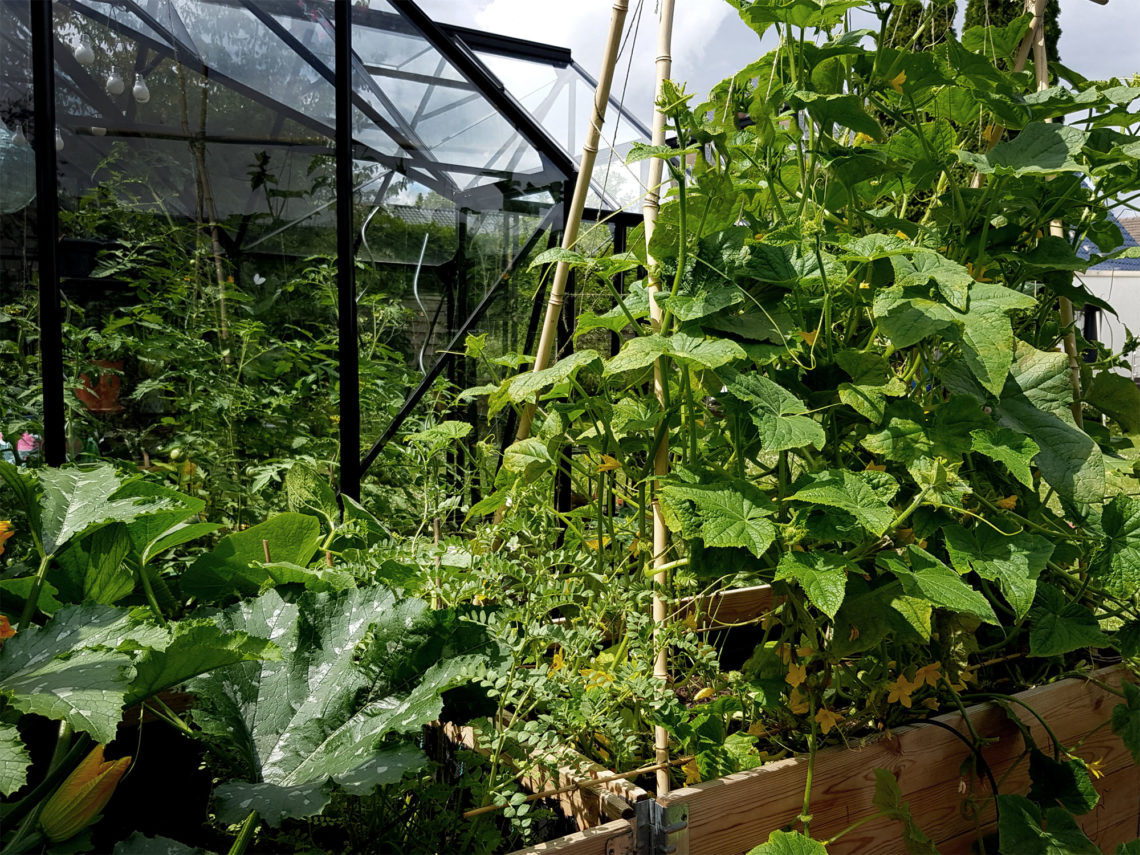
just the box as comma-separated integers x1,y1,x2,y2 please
417,0,1140,129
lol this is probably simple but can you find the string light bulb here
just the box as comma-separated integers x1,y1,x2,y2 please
12,126,27,146
132,75,150,104
55,128,64,151
106,71,124,96
74,35,94,66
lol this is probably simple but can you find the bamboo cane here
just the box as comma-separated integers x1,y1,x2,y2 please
1029,0,1084,427
511,0,630,445
643,0,677,799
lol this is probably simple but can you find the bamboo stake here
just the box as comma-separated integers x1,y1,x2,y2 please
643,0,677,799
1029,0,1084,427
512,0,630,445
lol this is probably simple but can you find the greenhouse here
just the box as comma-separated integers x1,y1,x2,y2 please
1,0,651,503
3,0,1140,853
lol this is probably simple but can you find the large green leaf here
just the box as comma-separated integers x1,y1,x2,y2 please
957,284,1037,396
1111,682,1140,764
1028,585,1108,657
957,123,1088,176
0,603,137,742
836,351,905,424
181,513,321,602
1087,371,1140,434
502,350,601,410
884,547,997,624
0,723,31,797
37,465,168,557
1094,496,1140,598
52,522,134,605
891,251,973,312
774,551,849,618
996,795,1100,855
747,830,828,855
604,333,744,376
125,620,279,705
190,588,497,827
721,371,825,452
1027,750,1099,815
970,428,1039,489
943,526,1052,620
995,345,1104,503
873,286,956,349
659,480,776,558
115,480,209,566
284,462,340,524
113,833,213,855
789,470,899,536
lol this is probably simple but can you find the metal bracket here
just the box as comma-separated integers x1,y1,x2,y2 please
635,799,689,855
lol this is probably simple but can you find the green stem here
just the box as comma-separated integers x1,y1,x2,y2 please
18,553,53,629
136,560,167,626
226,810,259,855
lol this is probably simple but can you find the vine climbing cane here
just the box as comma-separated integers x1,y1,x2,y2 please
511,0,630,445
643,0,677,798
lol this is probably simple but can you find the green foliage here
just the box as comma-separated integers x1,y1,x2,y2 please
190,588,500,827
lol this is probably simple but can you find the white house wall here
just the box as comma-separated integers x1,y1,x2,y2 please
1080,270,1140,378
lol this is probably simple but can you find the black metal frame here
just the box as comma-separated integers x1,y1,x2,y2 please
23,0,645,498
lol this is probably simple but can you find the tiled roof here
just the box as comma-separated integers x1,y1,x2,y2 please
1078,213,1140,272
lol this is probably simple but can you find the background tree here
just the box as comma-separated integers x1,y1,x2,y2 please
885,1,958,50
964,0,1061,63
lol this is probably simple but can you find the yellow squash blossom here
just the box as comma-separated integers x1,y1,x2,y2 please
786,661,808,688
815,707,843,735
889,70,906,94
887,674,917,708
0,520,13,556
40,745,131,842
914,661,942,688
595,455,621,473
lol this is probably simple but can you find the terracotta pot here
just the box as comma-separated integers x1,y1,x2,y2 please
76,359,125,413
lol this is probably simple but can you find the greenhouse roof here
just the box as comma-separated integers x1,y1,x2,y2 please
0,0,650,244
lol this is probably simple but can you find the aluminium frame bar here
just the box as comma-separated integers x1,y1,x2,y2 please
336,0,360,501
33,0,65,466
358,205,558,478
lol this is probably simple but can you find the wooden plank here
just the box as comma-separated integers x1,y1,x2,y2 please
654,667,1136,855
443,721,645,827
507,819,634,855
675,585,775,631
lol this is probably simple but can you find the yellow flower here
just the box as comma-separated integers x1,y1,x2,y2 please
0,615,14,646
788,687,810,715
0,520,13,556
853,132,874,145
865,461,887,472
596,454,621,473
786,661,808,688
996,495,1018,510
889,70,907,95
895,229,909,241
550,648,564,673
584,536,610,550
798,329,819,347
694,686,716,702
40,745,131,843
1086,757,1105,780
887,674,917,708
815,707,843,735
914,661,942,688
683,757,702,785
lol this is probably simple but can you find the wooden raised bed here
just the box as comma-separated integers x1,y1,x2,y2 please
508,665,1139,855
